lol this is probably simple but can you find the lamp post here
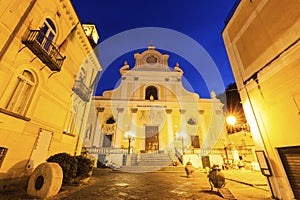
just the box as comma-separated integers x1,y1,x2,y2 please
127,137,132,154
124,131,135,154
226,114,253,166
225,115,238,166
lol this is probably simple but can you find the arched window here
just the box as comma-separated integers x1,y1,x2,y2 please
145,86,158,100
6,70,36,116
37,18,56,51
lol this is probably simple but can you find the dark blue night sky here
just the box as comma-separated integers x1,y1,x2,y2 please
71,0,237,98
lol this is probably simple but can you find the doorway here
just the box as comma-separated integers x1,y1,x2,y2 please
145,126,159,151
102,135,112,147
27,129,53,169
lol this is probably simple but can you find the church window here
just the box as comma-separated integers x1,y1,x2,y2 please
106,116,116,124
145,86,158,100
187,118,197,125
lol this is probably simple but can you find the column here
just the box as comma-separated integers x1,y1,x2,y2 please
179,109,187,153
166,109,173,148
93,107,105,147
198,109,206,143
131,108,138,151
115,107,124,147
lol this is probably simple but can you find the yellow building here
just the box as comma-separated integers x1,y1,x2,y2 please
86,46,227,169
223,0,300,199
0,0,101,191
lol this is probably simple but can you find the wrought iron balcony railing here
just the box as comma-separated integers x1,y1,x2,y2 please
73,80,91,102
22,30,65,71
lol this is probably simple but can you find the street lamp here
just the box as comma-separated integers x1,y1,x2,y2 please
124,131,135,154
226,115,237,126
226,114,250,134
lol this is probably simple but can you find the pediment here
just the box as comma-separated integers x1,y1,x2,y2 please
132,46,171,71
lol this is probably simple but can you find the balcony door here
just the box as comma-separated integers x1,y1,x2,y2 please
37,18,56,52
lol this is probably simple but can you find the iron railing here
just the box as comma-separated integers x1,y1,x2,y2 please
86,147,127,154
22,30,65,71
72,80,91,102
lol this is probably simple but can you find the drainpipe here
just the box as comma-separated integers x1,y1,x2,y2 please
0,0,37,61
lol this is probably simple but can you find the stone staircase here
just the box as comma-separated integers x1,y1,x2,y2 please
119,153,174,173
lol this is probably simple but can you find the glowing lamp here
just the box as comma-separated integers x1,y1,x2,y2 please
226,115,237,126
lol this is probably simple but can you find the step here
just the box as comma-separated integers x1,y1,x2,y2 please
118,166,164,173
138,153,173,166
158,166,186,172
139,161,171,165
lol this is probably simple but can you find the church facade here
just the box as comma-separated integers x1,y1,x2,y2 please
86,46,226,168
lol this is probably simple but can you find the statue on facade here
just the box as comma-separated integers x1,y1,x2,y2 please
210,90,217,99
119,61,130,75
174,62,183,75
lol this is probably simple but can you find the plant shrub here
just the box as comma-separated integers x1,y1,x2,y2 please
75,155,93,177
47,153,78,184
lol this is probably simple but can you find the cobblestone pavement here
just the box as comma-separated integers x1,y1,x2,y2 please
1,168,272,200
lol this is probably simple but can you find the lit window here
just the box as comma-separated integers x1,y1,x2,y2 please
6,70,36,116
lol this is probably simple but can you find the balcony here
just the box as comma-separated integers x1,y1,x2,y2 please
22,30,65,71
73,80,91,102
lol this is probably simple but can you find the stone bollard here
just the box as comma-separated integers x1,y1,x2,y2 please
185,161,195,178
